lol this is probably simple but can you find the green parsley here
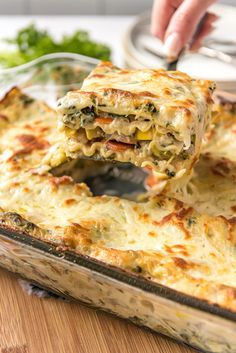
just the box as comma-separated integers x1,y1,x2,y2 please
0,23,111,68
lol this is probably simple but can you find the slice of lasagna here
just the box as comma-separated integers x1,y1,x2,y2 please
55,62,215,181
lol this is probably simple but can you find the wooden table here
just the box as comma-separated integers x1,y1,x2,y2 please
0,268,197,353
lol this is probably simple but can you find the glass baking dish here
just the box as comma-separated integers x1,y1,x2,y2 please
0,52,98,106
0,53,235,353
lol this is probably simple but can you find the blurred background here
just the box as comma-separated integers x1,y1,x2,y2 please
0,0,235,15
0,0,235,92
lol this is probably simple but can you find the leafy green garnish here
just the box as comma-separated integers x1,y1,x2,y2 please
0,23,111,68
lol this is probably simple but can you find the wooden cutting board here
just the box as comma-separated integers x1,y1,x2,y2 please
0,267,196,353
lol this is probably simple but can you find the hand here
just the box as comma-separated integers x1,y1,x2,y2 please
151,0,218,57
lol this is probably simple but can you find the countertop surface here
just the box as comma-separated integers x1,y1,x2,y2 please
0,15,196,353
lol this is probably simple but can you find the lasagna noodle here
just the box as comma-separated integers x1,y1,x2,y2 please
55,61,215,182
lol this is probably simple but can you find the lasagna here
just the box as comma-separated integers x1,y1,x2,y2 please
0,87,236,312
55,61,215,181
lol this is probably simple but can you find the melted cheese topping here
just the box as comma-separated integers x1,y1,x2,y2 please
0,87,236,312
203,104,236,162
169,102,236,218
55,61,215,182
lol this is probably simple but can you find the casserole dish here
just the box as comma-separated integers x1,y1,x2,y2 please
0,53,235,353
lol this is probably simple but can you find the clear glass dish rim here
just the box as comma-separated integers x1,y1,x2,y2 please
0,52,100,74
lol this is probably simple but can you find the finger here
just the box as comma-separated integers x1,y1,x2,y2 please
190,12,218,50
190,25,215,51
163,0,217,57
190,13,218,50
200,12,219,25
151,0,183,40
